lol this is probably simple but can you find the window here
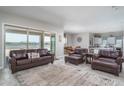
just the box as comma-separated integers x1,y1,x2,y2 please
44,34,51,51
102,39,107,47
4,25,56,68
5,26,56,57
6,31,27,56
107,37,115,44
116,39,122,47
28,32,41,49
64,36,67,46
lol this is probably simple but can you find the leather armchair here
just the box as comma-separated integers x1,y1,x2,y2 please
92,49,123,76
69,48,88,62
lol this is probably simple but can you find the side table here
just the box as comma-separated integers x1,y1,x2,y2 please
85,53,94,64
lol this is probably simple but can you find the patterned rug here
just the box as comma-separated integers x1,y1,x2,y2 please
14,63,117,86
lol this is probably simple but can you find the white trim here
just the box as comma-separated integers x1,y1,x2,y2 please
2,23,5,69
3,23,57,33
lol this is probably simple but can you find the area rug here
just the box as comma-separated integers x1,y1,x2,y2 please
14,63,117,86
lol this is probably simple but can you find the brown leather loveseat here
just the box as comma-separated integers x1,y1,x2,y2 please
92,49,123,76
9,49,54,73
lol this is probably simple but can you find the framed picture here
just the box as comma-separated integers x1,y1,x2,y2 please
77,37,82,42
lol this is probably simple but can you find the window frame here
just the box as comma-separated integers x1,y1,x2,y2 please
44,33,51,51
4,24,56,69
28,31,42,49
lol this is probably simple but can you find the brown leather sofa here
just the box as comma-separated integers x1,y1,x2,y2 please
9,49,54,73
92,49,123,76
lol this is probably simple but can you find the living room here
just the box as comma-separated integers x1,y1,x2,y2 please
0,6,124,87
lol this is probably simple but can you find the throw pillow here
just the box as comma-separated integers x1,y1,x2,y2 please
32,52,40,58
13,53,27,60
27,53,32,59
40,49,48,56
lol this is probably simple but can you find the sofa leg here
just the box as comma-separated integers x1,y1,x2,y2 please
11,66,16,74
92,67,95,70
65,59,67,63
12,70,16,74
51,61,54,64
115,71,119,76
76,63,79,66
116,73,119,76
91,65,95,70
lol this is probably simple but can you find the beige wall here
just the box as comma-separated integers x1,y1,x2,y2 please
72,32,89,48
66,34,73,46
66,32,89,48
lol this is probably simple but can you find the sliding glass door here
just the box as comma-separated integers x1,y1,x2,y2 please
44,33,56,53
51,34,56,53
44,33,51,51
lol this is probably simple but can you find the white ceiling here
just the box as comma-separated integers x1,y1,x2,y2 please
0,6,124,33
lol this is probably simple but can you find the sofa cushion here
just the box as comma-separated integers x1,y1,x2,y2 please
26,49,37,53
16,59,31,66
74,48,88,54
75,49,80,54
10,50,27,60
31,52,40,58
37,49,48,56
93,60,118,68
98,58,115,63
71,54,82,57
13,53,27,60
99,50,110,58
110,52,119,59
31,56,51,63
99,50,120,59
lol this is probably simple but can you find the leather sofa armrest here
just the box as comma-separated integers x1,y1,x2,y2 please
93,54,99,59
69,52,75,56
10,57,16,64
116,57,123,65
9,57,17,73
47,52,55,63
48,52,55,57
81,53,87,56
